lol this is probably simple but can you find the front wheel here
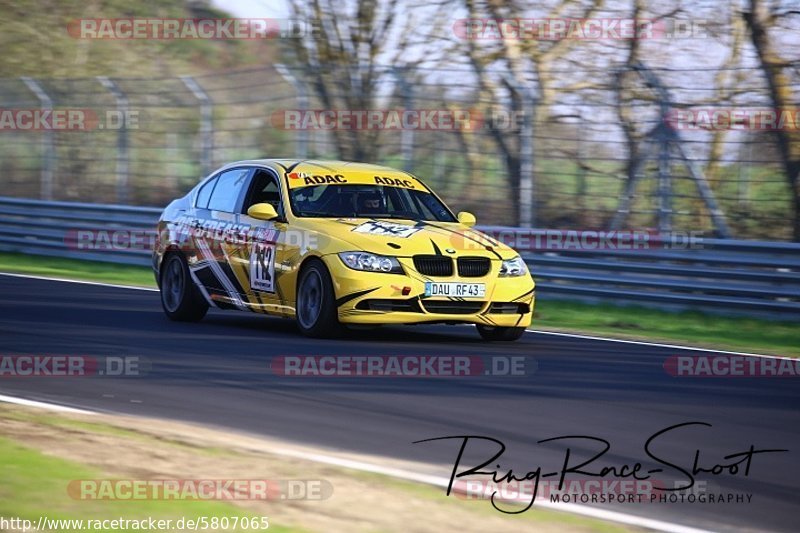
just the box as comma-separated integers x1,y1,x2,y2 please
160,253,209,322
476,324,526,342
296,259,343,338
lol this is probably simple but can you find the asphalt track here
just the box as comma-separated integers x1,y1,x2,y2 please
0,274,798,532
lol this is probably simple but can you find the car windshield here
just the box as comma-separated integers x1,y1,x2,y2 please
289,184,457,222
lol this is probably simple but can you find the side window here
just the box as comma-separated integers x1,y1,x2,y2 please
243,170,282,213
207,168,250,213
195,176,217,209
409,191,437,220
385,188,406,213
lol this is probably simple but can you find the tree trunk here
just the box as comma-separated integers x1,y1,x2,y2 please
743,0,800,240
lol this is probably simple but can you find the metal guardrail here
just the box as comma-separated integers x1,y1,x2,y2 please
0,196,798,316
0,196,159,267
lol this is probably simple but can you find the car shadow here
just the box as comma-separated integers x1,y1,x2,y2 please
200,310,492,345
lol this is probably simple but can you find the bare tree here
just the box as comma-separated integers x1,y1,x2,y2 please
743,0,800,240
285,0,444,161
460,0,608,225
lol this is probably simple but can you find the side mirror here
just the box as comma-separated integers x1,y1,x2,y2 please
247,203,279,221
457,211,477,227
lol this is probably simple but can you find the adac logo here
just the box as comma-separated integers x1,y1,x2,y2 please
288,171,309,180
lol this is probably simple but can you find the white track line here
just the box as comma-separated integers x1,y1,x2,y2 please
268,446,713,533
0,271,157,291
0,271,789,361
0,393,712,533
0,393,96,414
526,329,789,360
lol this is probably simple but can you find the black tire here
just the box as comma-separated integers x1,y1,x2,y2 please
476,324,526,342
295,259,343,338
160,253,209,322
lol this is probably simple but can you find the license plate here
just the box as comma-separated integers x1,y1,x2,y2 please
424,282,486,298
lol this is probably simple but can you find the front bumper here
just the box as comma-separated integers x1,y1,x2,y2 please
323,254,535,327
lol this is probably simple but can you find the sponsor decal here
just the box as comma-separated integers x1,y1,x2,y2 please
250,241,276,293
374,175,416,189
175,215,253,245
352,220,421,238
287,172,423,189
302,174,347,185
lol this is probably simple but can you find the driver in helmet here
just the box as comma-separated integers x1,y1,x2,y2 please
358,190,384,215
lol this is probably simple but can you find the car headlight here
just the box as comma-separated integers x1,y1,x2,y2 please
499,256,528,277
338,252,404,274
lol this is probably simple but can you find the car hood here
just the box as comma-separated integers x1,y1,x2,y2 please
300,218,517,259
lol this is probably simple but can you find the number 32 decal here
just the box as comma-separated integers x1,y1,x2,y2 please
250,242,276,292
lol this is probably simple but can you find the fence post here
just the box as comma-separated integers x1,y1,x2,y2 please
97,77,130,204
503,76,536,228
521,87,536,228
181,76,214,178
628,62,730,238
609,141,653,230
275,64,308,159
673,140,732,238
656,125,673,236
503,73,536,228
738,140,752,209
577,128,587,212
434,135,446,183
20,77,54,200
166,133,178,193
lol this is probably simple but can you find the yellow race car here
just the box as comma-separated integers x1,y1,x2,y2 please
153,160,535,341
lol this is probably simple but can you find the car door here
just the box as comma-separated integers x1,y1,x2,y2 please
237,167,297,317
191,166,253,310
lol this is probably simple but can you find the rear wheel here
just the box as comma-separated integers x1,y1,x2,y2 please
476,324,526,342
296,259,343,338
160,253,208,322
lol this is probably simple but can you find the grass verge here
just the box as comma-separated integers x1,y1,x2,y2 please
534,300,800,357
0,251,155,287
1,251,797,357
0,404,636,533
0,436,286,533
